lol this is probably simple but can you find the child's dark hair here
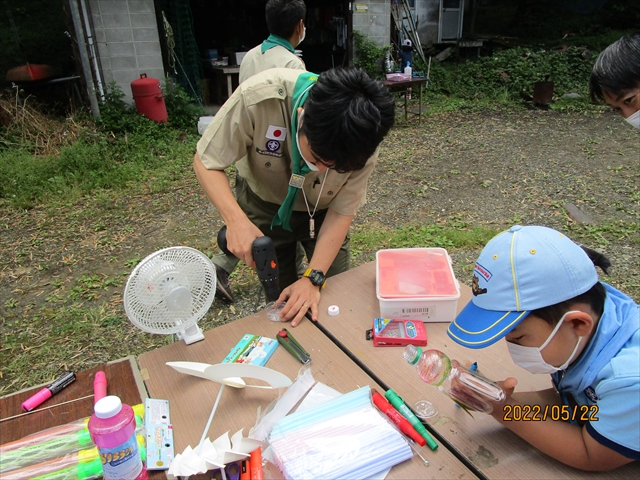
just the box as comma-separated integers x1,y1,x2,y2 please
265,0,306,40
532,246,610,324
590,31,640,102
301,67,395,173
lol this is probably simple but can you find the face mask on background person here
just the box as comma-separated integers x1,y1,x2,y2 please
507,311,583,374
296,111,319,171
625,109,640,129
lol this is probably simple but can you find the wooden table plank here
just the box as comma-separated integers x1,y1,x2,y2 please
138,307,476,479
0,356,147,444
313,262,638,479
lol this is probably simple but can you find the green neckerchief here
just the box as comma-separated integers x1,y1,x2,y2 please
261,34,295,54
271,72,319,232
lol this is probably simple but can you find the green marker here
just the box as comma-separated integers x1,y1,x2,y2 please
385,389,438,451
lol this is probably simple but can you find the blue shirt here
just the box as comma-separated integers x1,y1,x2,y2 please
552,283,640,460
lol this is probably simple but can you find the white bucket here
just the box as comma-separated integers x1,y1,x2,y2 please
198,116,214,135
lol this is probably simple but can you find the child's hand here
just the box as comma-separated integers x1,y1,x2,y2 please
489,377,518,419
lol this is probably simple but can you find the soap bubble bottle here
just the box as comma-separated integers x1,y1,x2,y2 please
88,396,148,480
403,345,505,413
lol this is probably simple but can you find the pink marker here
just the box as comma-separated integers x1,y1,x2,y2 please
21,372,76,412
94,371,107,403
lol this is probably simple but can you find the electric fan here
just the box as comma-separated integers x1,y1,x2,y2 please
123,246,216,345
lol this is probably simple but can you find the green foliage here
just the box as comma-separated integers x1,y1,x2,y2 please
352,31,390,79
351,223,498,258
0,118,198,208
162,78,205,132
421,46,594,102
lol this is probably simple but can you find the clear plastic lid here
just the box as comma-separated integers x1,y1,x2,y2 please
376,248,458,298
94,395,123,419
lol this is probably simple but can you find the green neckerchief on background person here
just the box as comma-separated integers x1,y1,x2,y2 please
271,71,319,232
261,34,296,54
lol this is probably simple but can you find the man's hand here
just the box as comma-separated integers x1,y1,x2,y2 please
275,278,322,327
224,220,263,267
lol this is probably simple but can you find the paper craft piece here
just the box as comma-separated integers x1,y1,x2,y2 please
168,430,266,477
166,362,292,389
249,368,315,442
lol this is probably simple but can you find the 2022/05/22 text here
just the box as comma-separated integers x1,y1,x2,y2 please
503,405,599,422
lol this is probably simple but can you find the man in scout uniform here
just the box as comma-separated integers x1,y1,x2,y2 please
194,67,395,326
211,0,306,302
239,0,306,83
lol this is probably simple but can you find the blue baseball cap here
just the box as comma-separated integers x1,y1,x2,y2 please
447,225,599,349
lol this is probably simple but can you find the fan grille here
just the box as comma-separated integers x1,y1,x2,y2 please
123,247,216,334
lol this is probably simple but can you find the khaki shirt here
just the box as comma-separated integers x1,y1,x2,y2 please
239,44,305,83
197,68,376,216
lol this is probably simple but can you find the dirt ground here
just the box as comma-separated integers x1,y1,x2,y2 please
1,108,638,395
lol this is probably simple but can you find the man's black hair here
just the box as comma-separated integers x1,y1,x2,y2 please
265,0,306,39
300,67,395,173
590,31,640,102
532,247,610,325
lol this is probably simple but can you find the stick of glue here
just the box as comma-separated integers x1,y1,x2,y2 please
385,389,438,451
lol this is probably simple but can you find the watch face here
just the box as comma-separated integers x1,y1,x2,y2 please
309,270,325,286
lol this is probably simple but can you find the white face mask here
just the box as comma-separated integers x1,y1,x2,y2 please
507,311,583,374
299,26,306,44
296,111,318,171
625,110,640,129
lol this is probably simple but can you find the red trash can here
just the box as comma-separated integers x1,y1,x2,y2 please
130,73,168,123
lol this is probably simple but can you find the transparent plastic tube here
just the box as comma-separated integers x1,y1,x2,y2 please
403,345,505,414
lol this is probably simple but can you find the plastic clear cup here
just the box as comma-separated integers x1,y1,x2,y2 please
265,302,285,322
414,400,438,421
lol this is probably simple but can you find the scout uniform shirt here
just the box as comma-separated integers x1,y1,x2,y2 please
197,68,376,219
239,43,305,83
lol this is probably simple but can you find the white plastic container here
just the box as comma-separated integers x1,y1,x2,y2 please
198,116,214,135
376,248,460,322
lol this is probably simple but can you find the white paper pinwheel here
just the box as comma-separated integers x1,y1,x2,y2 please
168,429,265,476
165,361,292,477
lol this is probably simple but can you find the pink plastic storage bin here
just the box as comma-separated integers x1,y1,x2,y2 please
376,248,460,322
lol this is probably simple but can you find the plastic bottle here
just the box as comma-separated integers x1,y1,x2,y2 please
88,396,148,480
403,345,505,413
404,61,412,76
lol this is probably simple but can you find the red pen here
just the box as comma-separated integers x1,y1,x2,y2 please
21,372,76,412
94,371,107,404
371,389,426,447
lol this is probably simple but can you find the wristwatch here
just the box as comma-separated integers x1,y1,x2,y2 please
303,268,327,289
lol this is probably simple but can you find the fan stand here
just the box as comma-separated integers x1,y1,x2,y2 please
177,324,205,345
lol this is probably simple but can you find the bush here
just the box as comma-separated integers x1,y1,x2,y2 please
353,31,391,80
416,45,596,104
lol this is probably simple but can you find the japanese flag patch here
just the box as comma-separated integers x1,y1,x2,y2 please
266,125,287,141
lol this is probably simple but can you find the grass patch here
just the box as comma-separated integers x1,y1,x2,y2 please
351,223,499,260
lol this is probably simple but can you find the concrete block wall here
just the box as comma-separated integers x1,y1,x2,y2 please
89,0,165,103
352,0,391,48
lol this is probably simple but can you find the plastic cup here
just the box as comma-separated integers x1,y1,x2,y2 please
265,302,285,322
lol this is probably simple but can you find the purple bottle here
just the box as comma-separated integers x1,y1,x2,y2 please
88,395,147,480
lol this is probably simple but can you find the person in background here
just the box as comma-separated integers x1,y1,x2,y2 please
447,225,639,471
398,38,413,72
214,0,308,302
239,0,306,83
590,31,640,129
195,68,395,326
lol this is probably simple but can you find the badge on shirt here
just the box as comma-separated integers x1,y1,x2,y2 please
584,386,598,402
266,139,281,152
266,125,287,141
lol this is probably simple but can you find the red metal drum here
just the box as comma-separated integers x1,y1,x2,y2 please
130,74,168,123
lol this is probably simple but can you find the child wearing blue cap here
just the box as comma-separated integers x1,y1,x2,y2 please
448,225,639,471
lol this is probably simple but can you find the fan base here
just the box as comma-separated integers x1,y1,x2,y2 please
178,326,205,345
